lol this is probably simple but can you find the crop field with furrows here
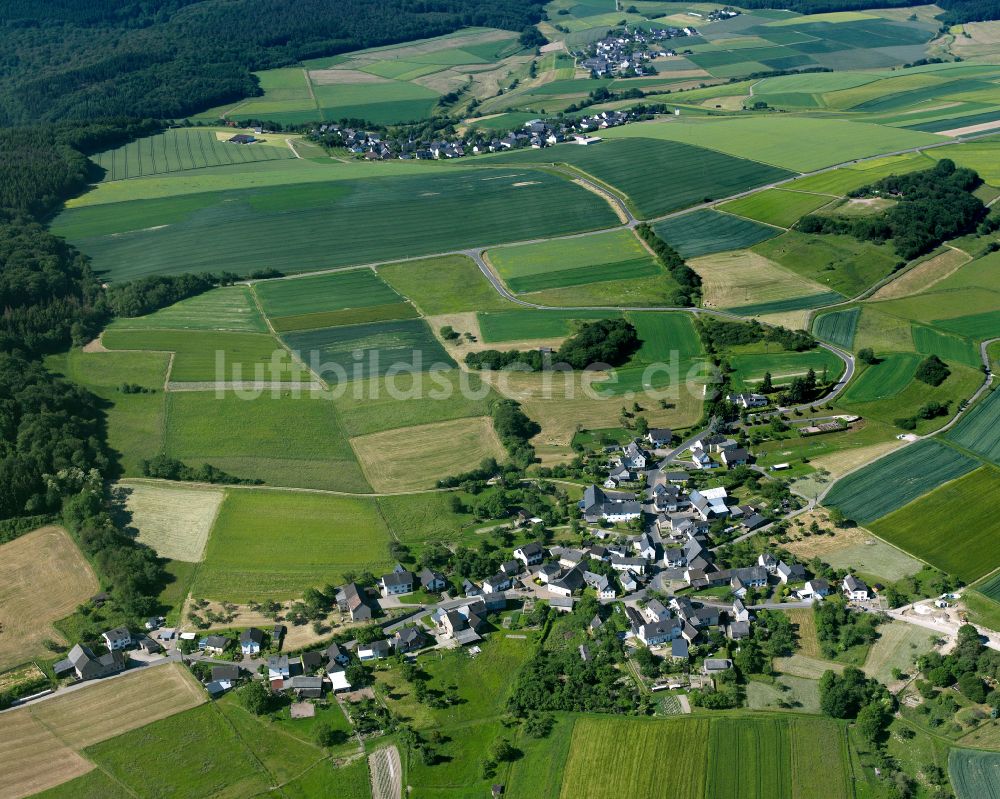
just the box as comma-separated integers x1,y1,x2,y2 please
109,286,267,332
92,128,293,181
931,309,1000,340
729,348,844,388
52,169,618,282
752,231,900,298
119,481,224,562
653,210,780,259
823,439,979,524
950,749,1000,799
783,153,933,196
945,388,1000,465
351,416,505,491
841,353,920,403
282,319,454,383
601,116,942,172
557,717,708,799
978,571,1000,602
476,309,621,342
0,527,98,670
164,391,370,492
690,250,839,315
269,301,420,332
628,312,703,363
718,188,832,228
254,268,404,318
191,490,391,601
101,329,309,384
706,717,791,799
788,719,852,799
911,324,981,368
488,137,793,218
812,307,859,348
487,229,662,293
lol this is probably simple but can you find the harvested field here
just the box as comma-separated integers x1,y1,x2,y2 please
0,527,98,670
29,663,205,749
862,621,935,683
869,248,970,300
116,481,224,562
690,250,838,313
782,608,822,659
350,416,506,492
0,711,91,799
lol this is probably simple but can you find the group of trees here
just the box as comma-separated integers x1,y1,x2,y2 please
466,318,639,372
917,624,1000,710
799,160,987,261
819,666,891,719
815,596,883,660
698,316,816,355
139,454,262,485
0,1,547,125
634,223,702,306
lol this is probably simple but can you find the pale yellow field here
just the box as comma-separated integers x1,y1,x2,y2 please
118,481,224,562
809,439,904,478
490,369,704,448
951,21,1000,57
756,310,811,332
0,527,99,671
690,250,834,311
29,662,205,749
783,608,823,659
852,305,915,353
0,664,204,799
869,248,970,300
0,711,92,799
351,416,506,491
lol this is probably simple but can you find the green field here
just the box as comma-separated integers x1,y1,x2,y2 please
254,269,418,330
489,137,793,217
945,388,1000,465
950,748,1000,799
706,717,791,799
813,307,860,349
718,188,833,227
628,312,703,363
53,168,619,281
729,347,844,388
109,286,267,332
164,391,370,492
870,466,1000,583
912,324,981,368
192,490,390,600
377,254,515,315
602,117,942,172
653,209,780,259
46,349,170,475
477,309,621,342
976,570,1000,603
487,230,662,293
823,439,979,524
933,309,1000,340
312,80,440,125
102,329,308,383
841,353,920,403
753,231,901,298
282,319,454,382
92,128,293,181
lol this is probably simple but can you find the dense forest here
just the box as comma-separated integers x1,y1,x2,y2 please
0,0,545,124
799,160,987,260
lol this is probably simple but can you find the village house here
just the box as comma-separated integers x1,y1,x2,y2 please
102,626,132,651
638,619,681,646
358,640,391,661
722,448,750,468
328,665,352,693
268,655,291,680
580,485,642,523
287,676,324,699
483,573,512,594
300,650,324,674
758,553,778,574
702,658,733,676
644,599,670,623
776,561,807,585
514,542,544,567
798,579,830,600
418,568,447,592
338,582,376,621
203,635,230,655
690,487,730,521
380,565,415,597
394,626,427,653
326,642,349,666
211,664,241,683
549,566,586,597
619,570,639,593
583,571,617,599
728,392,768,409
646,428,673,447
500,559,522,576
239,628,265,656
54,644,126,681
842,574,870,601
621,440,648,470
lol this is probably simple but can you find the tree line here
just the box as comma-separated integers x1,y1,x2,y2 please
466,318,639,371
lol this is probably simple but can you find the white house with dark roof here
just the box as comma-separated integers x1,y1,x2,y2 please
514,542,544,567
580,485,642,523
102,626,132,651
239,627,265,655
776,561,806,585
798,579,830,600
418,568,447,592
483,573,512,594
380,566,415,597
638,619,680,646
646,428,672,447
842,574,870,601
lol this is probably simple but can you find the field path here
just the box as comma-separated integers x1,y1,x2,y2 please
122,475,457,498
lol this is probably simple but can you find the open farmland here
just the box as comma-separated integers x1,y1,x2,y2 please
729,348,844,388
351,416,505,491
192,490,391,601
788,719,851,799
109,286,267,332
282,319,454,383
52,168,618,282
718,188,832,228
978,571,1000,603
870,467,1000,581
824,440,979,524
254,269,416,331
0,709,92,799
813,307,860,349
950,749,1000,799
487,229,662,293
102,329,310,384
602,117,942,172
653,210,780,259
841,353,920,404
0,527,98,670
489,137,793,217
558,717,708,799
862,621,935,683
92,128,293,181
164,391,370,492
690,250,841,315
911,324,982,368
707,718,791,799
377,254,516,315
476,309,619,342
118,481,224,562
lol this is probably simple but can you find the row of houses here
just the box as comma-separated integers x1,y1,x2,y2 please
578,25,698,77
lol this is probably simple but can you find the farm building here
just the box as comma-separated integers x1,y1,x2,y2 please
228,134,257,144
